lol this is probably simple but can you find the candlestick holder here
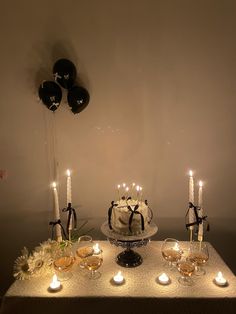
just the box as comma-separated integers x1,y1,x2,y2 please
101,222,157,267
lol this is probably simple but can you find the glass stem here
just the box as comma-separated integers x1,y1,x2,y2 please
91,270,95,278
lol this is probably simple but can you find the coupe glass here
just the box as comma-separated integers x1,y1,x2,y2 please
187,241,209,276
84,248,103,279
76,235,93,268
161,238,183,269
53,245,75,281
177,259,195,286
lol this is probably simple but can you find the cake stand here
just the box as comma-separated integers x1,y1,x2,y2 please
101,222,158,267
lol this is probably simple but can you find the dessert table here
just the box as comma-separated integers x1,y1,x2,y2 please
1,241,235,314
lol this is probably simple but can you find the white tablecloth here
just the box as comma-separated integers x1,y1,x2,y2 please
1,241,235,314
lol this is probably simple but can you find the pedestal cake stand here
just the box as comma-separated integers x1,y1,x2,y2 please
101,222,158,267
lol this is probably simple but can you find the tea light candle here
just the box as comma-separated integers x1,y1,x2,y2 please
214,272,228,287
93,243,101,254
49,274,61,291
113,271,124,285
157,273,170,285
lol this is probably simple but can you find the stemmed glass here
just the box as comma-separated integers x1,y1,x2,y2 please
187,241,209,276
161,238,183,269
84,247,103,279
76,235,93,269
53,245,75,281
177,258,195,286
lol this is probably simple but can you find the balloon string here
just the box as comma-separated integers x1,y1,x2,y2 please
42,106,52,183
52,113,59,184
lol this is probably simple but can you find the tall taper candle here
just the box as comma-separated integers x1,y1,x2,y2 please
188,170,195,241
66,170,73,233
198,181,203,242
67,169,72,204
52,182,62,242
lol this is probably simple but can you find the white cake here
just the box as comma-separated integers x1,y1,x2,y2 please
108,198,153,236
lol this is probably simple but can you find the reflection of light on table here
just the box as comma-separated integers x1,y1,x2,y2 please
214,272,228,287
157,273,170,285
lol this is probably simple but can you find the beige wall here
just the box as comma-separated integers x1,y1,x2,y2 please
0,0,236,295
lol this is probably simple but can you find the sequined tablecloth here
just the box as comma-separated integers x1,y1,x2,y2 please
1,241,235,314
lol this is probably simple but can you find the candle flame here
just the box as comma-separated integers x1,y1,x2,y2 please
67,169,71,176
132,182,136,187
117,184,121,189
93,243,100,253
52,182,57,188
189,170,193,177
52,274,59,284
122,183,126,188
139,186,143,191
136,185,140,191
126,187,129,192
199,181,203,187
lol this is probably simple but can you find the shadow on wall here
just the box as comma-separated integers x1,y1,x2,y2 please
31,40,90,97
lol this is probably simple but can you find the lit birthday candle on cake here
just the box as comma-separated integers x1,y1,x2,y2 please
139,186,143,202
52,182,62,242
131,182,136,199
122,183,126,198
125,186,129,199
117,184,121,200
136,185,140,202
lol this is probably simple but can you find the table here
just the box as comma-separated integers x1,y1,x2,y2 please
1,241,235,314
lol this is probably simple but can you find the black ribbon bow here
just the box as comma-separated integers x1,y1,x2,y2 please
62,203,77,236
49,219,67,240
128,204,145,232
185,202,210,232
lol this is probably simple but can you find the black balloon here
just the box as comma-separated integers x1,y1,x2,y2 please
67,86,90,114
38,81,62,111
53,59,77,89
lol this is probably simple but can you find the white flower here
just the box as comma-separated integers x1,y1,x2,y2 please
36,239,59,258
28,249,53,277
13,247,32,280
